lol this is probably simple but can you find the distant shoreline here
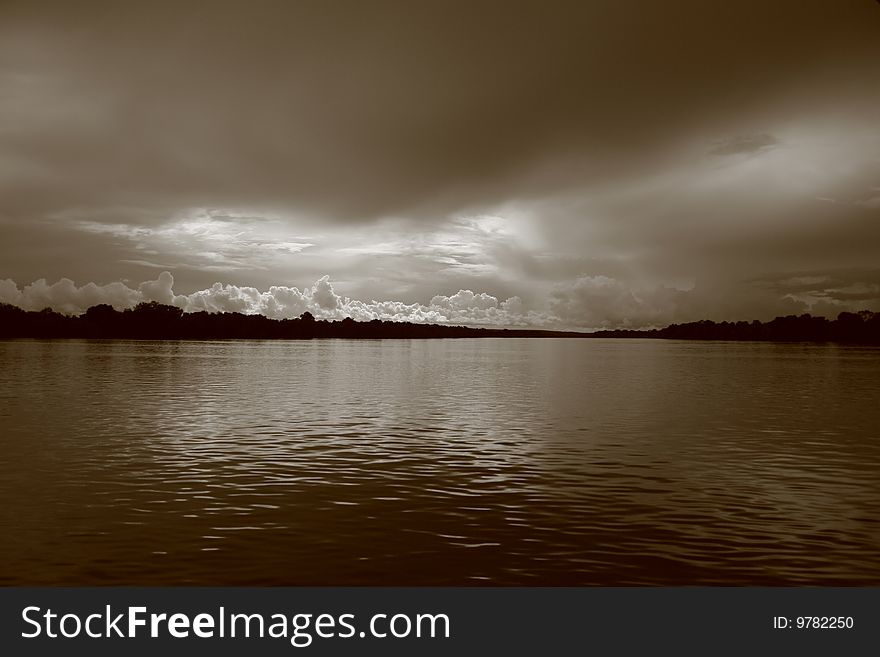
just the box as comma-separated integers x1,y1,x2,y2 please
0,302,877,343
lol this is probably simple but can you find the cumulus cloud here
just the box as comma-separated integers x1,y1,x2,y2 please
431,289,500,311
0,279,22,307
177,276,552,326
2,269,877,330
0,277,142,313
312,275,341,310
0,272,551,327
138,270,176,305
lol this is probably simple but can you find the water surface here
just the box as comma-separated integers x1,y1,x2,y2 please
1,338,878,584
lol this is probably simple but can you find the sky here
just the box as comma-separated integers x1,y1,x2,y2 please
1,0,878,329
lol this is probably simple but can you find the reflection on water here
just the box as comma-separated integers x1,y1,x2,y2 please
1,338,878,585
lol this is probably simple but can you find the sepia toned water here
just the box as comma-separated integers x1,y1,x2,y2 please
1,338,878,585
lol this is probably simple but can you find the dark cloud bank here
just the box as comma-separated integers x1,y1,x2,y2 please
1,1,878,329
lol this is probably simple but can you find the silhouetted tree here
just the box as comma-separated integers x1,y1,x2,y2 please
0,302,876,342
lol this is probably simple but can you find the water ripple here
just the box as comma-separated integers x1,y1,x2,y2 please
1,338,879,584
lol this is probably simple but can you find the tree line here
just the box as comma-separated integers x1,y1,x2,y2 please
0,302,877,342
592,311,879,343
0,302,576,340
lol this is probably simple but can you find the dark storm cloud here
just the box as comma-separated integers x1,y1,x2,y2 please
2,0,876,222
1,0,879,327
753,268,880,310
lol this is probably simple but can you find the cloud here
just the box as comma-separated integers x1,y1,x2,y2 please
0,278,22,306
0,277,141,313
431,289,500,311
0,2,878,324
754,268,880,315
709,133,779,156
544,271,871,329
0,272,550,327
5,268,877,331
312,275,341,310
1,0,876,228
549,276,683,329
138,270,175,305
179,276,552,326
72,209,315,272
